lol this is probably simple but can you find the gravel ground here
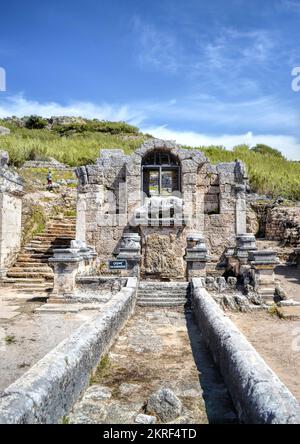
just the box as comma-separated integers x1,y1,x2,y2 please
69,307,237,424
228,310,300,403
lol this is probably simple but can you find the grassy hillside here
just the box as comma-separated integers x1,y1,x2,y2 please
0,117,299,200
197,145,300,201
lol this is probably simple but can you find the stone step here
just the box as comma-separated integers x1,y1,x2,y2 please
137,299,187,307
137,291,188,298
15,284,53,292
33,235,73,241
24,246,66,252
33,233,74,238
46,225,76,230
138,296,187,301
15,262,52,268
139,283,189,290
7,271,54,279
8,266,53,273
26,243,70,249
17,255,51,262
2,277,45,284
36,230,75,236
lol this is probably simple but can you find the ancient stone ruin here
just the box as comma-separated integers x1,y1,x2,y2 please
0,141,299,425
70,139,280,303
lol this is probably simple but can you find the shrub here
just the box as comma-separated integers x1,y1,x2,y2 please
24,115,48,129
251,144,285,159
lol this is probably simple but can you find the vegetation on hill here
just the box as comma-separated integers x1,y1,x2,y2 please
196,145,300,201
0,116,299,200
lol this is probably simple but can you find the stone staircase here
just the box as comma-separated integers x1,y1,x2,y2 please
137,281,190,307
2,216,76,293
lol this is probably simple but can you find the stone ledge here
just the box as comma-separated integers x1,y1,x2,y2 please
191,279,300,424
0,278,138,424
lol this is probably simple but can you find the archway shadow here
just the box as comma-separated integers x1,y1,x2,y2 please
184,306,239,424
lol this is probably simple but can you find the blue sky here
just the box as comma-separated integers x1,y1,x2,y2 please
0,0,300,159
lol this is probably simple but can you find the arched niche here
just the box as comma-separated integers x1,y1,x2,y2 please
142,149,181,199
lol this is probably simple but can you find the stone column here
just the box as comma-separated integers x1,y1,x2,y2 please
76,193,87,243
117,232,141,277
185,234,210,281
235,184,247,235
250,250,279,303
0,155,24,278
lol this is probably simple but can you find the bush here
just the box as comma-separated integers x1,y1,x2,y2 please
25,115,48,129
251,144,285,159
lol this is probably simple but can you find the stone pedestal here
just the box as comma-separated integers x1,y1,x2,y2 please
185,234,209,280
117,233,141,277
250,250,279,303
48,241,96,303
236,233,257,278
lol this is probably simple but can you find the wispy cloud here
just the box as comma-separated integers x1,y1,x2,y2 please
132,16,283,99
0,94,145,126
143,125,300,161
133,17,278,74
133,16,181,73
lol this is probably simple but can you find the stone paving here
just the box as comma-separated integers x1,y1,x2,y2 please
0,288,101,391
69,307,238,424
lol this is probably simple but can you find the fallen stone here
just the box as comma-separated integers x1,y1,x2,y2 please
135,414,157,424
146,388,182,422
71,400,107,420
0,150,9,167
0,126,10,136
83,385,112,401
277,306,300,320
275,284,287,301
119,383,140,396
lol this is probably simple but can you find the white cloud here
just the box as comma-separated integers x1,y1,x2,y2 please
0,94,145,126
0,94,299,160
142,126,300,161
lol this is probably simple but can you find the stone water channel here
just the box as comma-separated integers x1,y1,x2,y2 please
69,307,238,424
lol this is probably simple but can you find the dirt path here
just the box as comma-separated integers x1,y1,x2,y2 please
69,307,237,424
228,311,300,403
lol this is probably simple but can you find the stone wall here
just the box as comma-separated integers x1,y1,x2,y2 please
140,226,187,280
0,159,23,277
0,278,138,424
75,140,249,279
265,205,300,245
191,279,300,424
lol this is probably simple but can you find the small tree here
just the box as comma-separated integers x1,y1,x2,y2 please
25,115,48,129
251,144,285,159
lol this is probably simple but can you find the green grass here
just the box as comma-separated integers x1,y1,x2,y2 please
0,123,146,167
1,118,299,200
4,335,16,344
61,415,70,424
89,354,110,385
193,144,300,201
21,205,47,247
